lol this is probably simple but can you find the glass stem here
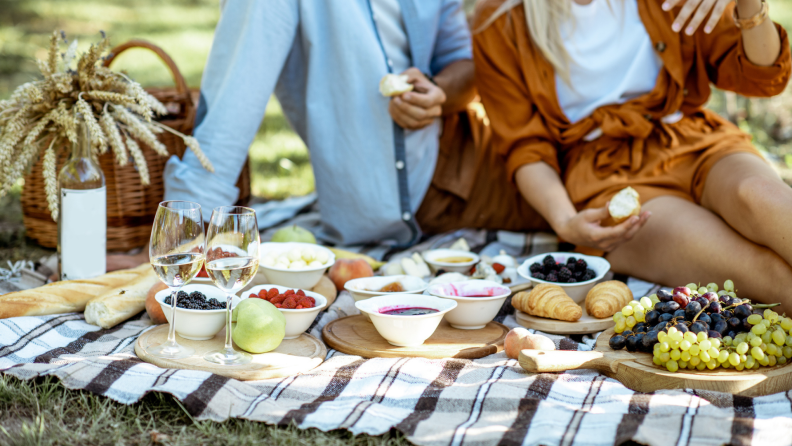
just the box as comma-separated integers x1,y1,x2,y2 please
167,286,182,345
225,293,234,352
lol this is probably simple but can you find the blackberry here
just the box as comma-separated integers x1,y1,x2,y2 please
545,273,558,282
567,278,576,283
542,263,556,275
566,257,577,265
189,291,206,300
532,272,546,281
529,263,542,274
177,291,189,300
582,270,596,281
575,259,587,273
542,255,555,266
558,267,572,281
573,270,585,280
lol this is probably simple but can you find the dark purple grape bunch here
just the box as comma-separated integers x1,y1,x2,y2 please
529,255,596,283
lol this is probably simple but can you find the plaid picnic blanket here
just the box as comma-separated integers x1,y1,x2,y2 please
2,227,792,446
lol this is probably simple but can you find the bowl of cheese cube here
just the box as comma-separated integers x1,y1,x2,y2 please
259,242,335,289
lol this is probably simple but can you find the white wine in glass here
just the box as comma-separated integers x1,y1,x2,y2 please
204,206,260,366
147,201,205,359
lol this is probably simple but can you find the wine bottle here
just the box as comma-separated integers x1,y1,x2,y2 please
57,113,106,280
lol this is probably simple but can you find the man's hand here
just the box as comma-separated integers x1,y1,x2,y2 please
388,68,446,130
662,0,734,34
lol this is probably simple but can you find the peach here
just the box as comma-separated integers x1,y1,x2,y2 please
328,259,373,291
504,327,555,359
145,282,168,325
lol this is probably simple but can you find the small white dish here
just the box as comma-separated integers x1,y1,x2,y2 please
258,242,335,289
156,284,240,341
245,284,327,339
427,280,511,329
344,275,428,302
355,294,457,347
517,252,611,304
422,249,480,273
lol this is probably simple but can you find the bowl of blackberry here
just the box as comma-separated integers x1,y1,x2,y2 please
517,252,611,303
155,284,242,341
608,280,792,373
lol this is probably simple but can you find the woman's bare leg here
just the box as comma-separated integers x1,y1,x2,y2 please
605,195,792,314
701,153,792,265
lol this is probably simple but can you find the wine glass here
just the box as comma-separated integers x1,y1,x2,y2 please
147,201,205,359
203,206,260,365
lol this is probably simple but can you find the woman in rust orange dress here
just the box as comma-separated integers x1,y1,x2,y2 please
473,0,792,311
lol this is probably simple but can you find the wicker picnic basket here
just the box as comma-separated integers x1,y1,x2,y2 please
21,40,250,251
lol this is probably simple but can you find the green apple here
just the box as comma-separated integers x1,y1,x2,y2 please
231,299,286,354
271,225,316,244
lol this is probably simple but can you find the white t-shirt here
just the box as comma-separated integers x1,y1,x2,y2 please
555,0,663,123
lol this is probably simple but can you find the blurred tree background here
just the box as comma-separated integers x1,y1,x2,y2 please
1,0,792,259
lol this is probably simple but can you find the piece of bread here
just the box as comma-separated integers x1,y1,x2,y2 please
608,187,641,223
512,284,582,322
0,264,151,319
85,268,159,329
585,280,634,319
379,74,414,97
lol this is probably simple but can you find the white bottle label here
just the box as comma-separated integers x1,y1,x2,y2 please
61,187,106,280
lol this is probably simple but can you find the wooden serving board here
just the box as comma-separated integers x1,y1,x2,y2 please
136,325,326,381
519,327,792,396
514,308,614,335
323,315,508,359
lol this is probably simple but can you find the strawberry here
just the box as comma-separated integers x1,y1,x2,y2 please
296,305,304,309
249,293,259,299
274,303,283,308
492,263,506,274
297,297,314,308
271,294,287,305
296,289,306,296
266,288,279,299
283,296,298,309
258,289,268,298
284,289,295,296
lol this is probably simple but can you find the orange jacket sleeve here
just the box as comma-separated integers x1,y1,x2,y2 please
698,4,791,97
472,3,560,180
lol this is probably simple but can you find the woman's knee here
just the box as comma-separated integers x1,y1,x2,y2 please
734,173,791,214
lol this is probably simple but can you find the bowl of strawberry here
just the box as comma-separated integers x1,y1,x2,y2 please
246,285,327,339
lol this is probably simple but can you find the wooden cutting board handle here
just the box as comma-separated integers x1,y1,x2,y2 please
519,350,620,373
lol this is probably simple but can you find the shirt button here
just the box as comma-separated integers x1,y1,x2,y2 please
387,59,393,67
396,160,405,170
655,42,667,53
683,88,689,96
402,212,411,221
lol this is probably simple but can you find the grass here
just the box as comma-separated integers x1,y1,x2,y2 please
0,375,410,446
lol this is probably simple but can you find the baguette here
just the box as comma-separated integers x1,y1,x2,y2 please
85,268,159,328
608,187,641,223
0,264,151,319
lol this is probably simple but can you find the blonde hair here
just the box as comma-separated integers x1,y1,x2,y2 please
480,0,617,85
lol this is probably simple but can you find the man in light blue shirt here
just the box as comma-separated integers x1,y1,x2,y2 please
163,0,477,245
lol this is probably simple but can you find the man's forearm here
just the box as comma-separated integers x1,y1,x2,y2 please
434,59,476,115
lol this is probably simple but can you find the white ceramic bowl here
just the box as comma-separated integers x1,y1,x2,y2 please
427,280,511,330
517,252,611,304
156,284,241,341
258,242,335,289
245,284,327,339
355,294,457,347
344,275,429,302
422,249,480,273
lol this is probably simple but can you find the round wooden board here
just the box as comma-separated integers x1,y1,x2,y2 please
514,308,614,335
135,325,327,381
323,315,508,359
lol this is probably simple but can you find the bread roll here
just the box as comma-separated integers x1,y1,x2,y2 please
512,284,582,322
608,187,641,223
379,74,414,97
85,268,159,328
585,280,633,319
0,264,151,319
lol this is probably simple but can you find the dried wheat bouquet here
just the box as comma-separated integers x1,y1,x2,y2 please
0,31,213,221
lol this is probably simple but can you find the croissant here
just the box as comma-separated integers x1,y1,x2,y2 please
512,284,582,322
585,280,633,319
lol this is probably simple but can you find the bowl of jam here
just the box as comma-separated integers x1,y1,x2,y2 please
355,294,457,347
